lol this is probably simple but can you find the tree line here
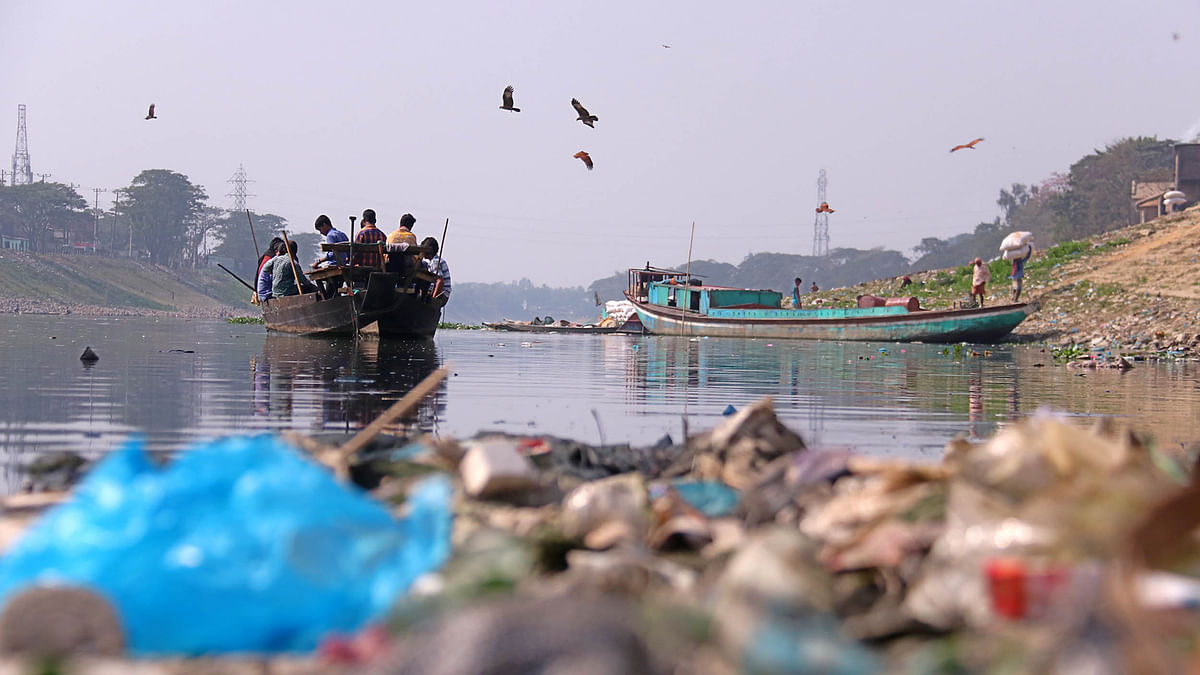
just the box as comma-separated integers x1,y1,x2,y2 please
0,169,319,278
910,136,1177,271
0,136,1180,300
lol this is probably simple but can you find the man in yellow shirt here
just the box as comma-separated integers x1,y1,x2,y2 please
386,213,418,275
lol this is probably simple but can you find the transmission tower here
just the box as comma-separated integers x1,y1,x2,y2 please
226,164,255,211
812,169,830,257
11,104,33,186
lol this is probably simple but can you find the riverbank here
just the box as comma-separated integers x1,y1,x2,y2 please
0,396,1195,672
808,205,1200,359
0,250,250,319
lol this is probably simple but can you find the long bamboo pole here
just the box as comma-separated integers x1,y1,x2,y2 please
246,210,260,262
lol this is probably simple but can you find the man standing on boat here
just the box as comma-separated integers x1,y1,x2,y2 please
353,209,387,269
971,257,990,307
311,215,348,269
792,277,802,309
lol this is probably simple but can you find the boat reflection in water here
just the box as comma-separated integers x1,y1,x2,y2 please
253,334,445,436
627,336,1025,456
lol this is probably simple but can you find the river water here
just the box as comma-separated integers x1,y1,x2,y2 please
2,315,1200,494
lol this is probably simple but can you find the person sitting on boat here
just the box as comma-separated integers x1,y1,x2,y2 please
268,240,318,298
971,257,990,307
385,213,418,276
311,215,348,269
352,209,387,269
255,239,285,302
792,277,802,308
417,236,451,301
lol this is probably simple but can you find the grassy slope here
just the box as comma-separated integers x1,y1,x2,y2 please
806,205,1200,351
0,251,252,314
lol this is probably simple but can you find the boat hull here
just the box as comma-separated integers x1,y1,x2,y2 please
629,295,1032,343
262,289,443,338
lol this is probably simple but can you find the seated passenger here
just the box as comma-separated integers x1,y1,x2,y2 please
256,240,285,302
268,240,318,298
311,215,349,268
417,237,451,302
352,209,387,269
386,213,418,276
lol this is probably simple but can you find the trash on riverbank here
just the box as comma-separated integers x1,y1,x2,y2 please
2,386,1200,672
0,436,453,656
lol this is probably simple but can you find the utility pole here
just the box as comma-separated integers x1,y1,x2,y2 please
0,169,9,186
35,172,51,183
111,187,124,258
92,188,107,253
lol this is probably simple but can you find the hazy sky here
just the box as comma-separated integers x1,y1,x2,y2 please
3,1,1199,286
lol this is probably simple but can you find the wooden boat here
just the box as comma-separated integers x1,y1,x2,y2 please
624,266,1033,343
484,314,643,335
261,243,446,338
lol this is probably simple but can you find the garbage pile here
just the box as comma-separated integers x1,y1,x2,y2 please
2,399,1200,673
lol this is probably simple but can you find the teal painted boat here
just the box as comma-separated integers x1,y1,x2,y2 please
624,267,1033,343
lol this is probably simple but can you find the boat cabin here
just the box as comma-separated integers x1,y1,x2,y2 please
627,266,782,314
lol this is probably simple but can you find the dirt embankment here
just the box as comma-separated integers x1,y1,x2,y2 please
814,205,1200,358
1011,209,1200,357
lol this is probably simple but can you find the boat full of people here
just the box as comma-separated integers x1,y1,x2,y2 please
254,212,450,338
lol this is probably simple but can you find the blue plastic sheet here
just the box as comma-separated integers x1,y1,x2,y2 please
671,479,740,517
0,436,453,655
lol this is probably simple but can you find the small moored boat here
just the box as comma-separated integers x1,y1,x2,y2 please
625,266,1032,343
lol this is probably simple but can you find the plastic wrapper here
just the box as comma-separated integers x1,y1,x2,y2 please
0,436,453,654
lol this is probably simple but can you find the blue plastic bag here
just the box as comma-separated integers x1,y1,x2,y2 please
0,435,453,655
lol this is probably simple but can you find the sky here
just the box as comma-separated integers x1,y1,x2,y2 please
3,1,1199,286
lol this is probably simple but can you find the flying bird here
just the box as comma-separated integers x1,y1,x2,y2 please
145,103,157,120
949,137,984,153
571,98,598,128
662,44,671,48
573,151,593,170
500,85,520,112
815,202,835,214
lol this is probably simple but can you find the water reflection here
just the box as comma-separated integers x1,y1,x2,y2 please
253,334,445,435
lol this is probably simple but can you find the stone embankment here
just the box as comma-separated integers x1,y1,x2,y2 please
0,295,243,320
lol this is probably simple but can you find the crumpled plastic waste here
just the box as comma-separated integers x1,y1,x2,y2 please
0,435,453,655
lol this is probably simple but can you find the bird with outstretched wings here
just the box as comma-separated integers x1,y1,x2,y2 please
571,98,598,128
145,103,157,120
500,86,520,112
815,202,835,214
949,137,984,152
574,151,593,170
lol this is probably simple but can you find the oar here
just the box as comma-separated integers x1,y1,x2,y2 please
278,230,306,296
433,218,449,296
217,263,256,294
